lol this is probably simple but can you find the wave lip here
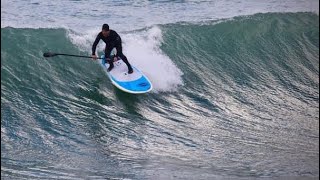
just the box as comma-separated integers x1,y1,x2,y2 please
1,0,319,30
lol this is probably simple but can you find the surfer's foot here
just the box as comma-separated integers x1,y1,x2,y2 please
107,64,114,72
128,67,133,74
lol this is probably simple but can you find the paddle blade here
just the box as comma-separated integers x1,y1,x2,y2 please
43,52,57,57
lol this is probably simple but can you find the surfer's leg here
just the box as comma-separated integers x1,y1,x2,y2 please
105,45,114,72
115,42,133,74
121,55,133,74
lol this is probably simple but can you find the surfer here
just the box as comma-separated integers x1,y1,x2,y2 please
91,24,133,74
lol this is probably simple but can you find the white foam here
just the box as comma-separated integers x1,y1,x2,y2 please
124,26,184,92
67,28,103,53
67,26,184,92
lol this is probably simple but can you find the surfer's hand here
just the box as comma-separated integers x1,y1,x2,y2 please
92,55,97,60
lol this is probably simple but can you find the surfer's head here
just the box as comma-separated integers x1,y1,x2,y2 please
102,24,110,37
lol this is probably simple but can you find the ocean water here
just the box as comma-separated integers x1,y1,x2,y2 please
1,1,319,179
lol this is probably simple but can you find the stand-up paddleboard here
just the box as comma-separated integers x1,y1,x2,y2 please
99,53,152,94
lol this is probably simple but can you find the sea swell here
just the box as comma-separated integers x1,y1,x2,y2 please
1,12,319,179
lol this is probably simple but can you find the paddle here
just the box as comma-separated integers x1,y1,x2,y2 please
43,52,103,59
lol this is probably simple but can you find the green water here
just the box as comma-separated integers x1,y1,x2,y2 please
1,12,319,179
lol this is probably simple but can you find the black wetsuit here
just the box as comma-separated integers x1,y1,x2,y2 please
92,30,132,71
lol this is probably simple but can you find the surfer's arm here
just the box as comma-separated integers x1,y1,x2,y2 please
92,33,101,55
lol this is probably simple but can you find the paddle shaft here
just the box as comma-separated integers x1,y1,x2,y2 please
53,53,103,59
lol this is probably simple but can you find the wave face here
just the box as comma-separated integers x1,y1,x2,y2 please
1,12,319,179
